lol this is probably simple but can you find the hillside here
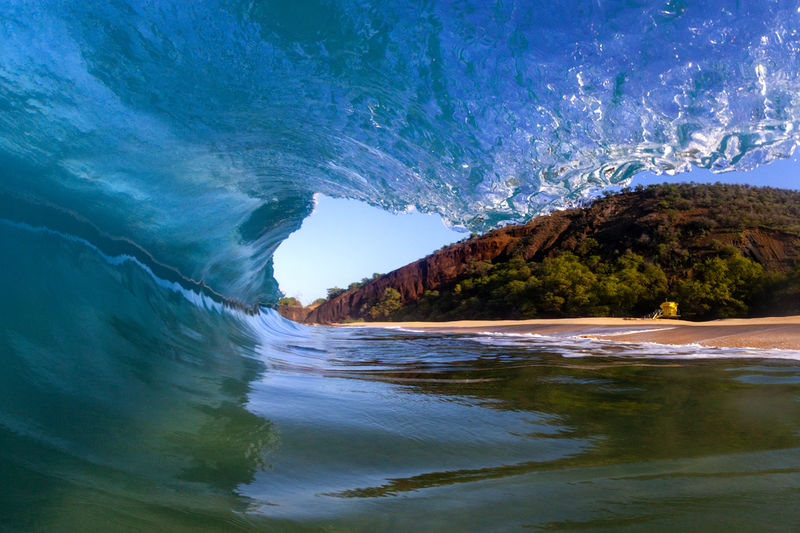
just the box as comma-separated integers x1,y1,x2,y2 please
295,183,800,324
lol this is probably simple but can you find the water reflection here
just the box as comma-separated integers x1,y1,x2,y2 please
245,326,800,530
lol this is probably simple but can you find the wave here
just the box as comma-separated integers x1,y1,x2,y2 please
465,331,800,362
0,218,273,530
2,1,800,300
3,2,800,530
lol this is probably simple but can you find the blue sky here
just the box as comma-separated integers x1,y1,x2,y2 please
272,196,466,304
630,157,799,189
274,157,799,304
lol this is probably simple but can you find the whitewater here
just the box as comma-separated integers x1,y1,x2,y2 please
2,1,800,531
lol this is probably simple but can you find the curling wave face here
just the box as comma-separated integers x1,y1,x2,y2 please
2,1,800,300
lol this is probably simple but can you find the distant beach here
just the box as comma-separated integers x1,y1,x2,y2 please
339,316,800,351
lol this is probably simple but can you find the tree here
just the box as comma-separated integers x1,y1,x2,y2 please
677,252,764,319
277,297,302,307
596,254,667,315
533,253,597,316
369,288,403,320
326,287,346,300
311,184,800,321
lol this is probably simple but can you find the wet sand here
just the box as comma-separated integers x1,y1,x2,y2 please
337,316,800,351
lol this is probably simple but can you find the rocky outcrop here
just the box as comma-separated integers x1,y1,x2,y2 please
303,212,576,324
302,184,800,324
277,305,312,322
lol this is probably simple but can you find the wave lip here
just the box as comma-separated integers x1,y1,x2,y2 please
2,2,800,300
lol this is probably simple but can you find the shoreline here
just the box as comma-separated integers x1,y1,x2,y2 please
334,316,800,351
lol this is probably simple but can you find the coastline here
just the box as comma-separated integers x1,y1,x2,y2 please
334,316,800,351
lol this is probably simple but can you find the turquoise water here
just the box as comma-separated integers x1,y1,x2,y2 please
3,1,800,530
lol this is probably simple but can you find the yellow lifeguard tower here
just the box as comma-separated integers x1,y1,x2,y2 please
657,301,679,319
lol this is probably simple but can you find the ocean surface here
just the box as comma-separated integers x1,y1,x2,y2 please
3,1,800,531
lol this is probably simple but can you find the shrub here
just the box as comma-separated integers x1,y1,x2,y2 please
368,288,403,320
277,297,302,307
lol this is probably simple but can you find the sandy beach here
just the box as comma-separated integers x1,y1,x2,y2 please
337,316,800,351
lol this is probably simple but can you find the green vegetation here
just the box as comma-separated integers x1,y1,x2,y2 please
393,252,671,320
326,287,346,299
636,182,800,235
348,272,384,291
340,183,800,322
369,288,403,320
391,247,800,321
277,296,302,307
675,248,765,318
321,273,385,303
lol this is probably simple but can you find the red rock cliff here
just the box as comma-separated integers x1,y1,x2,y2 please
303,184,800,324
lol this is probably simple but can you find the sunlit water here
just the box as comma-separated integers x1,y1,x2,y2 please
4,1,800,530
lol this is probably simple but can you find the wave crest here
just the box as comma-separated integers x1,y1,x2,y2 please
1,1,799,300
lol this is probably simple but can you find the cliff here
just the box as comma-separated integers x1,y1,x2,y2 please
303,183,800,323
276,305,312,322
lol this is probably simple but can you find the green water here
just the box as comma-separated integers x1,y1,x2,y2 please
238,340,800,531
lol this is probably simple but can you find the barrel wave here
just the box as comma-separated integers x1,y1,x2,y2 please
3,1,800,531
